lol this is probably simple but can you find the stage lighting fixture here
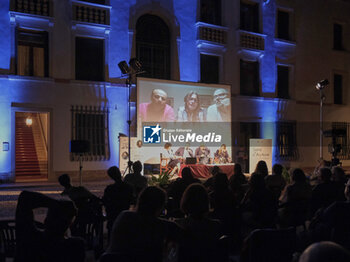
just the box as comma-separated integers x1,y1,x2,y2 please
118,61,130,75
129,58,142,72
316,79,329,90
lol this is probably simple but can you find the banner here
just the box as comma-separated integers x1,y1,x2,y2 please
249,139,272,174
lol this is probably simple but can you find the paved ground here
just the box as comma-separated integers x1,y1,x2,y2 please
0,180,113,220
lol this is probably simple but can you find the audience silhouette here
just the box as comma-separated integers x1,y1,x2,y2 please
58,173,102,236
106,186,181,262
299,241,350,262
123,161,148,201
11,160,350,262
102,166,133,238
176,183,223,262
15,191,85,262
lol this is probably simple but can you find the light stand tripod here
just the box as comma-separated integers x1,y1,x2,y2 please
118,58,144,176
79,153,83,186
125,74,133,176
316,79,329,160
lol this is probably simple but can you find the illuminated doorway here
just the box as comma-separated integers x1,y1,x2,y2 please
15,112,49,181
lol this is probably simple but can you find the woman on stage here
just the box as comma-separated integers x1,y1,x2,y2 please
162,143,181,176
214,144,231,164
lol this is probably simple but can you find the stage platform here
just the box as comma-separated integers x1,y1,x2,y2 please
179,164,235,179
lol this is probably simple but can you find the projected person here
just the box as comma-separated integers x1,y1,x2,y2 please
176,91,206,122
139,89,175,122
195,144,211,164
207,88,231,122
214,144,231,164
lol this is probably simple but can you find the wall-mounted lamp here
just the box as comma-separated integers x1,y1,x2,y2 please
3,142,9,151
26,117,33,126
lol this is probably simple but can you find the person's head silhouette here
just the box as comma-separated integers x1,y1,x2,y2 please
136,186,166,217
58,174,72,189
107,166,122,182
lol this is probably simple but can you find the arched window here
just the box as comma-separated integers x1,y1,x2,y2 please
136,14,170,79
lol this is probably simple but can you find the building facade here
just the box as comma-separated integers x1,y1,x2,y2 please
0,0,350,182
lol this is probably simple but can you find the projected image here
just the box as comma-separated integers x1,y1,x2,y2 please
138,79,231,123
136,78,232,166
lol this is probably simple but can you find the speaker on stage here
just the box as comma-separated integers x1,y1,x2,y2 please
70,140,90,153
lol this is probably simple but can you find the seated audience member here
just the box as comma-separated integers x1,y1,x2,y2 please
310,159,331,185
209,173,236,237
167,167,201,217
310,168,341,216
176,91,206,122
279,168,312,227
15,191,85,262
103,166,133,237
58,173,101,234
176,184,223,262
203,165,220,191
210,173,235,212
229,163,248,205
241,173,278,230
299,241,350,262
139,88,175,122
195,144,211,164
59,173,100,204
265,164,286,200
309,179,350,249
331,166,347,201
255,160,269,178
123,161,148,199
214,144,231,164
107,186,181,262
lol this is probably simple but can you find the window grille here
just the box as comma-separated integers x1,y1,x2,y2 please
276,122,299,160
71,105,109,161
331,122,349,160
136,14,170,80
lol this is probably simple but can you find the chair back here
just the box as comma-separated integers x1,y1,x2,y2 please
72,217,104,258
160,154,171,174
243,227,296,262
0,220,16,260
99,251,156,262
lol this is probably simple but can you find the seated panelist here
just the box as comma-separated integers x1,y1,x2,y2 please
195,145,211,164
214,144,231,164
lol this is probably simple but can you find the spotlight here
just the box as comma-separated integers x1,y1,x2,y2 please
316,79,329,90
118,61,130,75
129,58,142,72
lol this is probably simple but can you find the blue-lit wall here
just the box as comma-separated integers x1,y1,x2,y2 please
2,0,347,180
109,0,198,82
0,1,11,72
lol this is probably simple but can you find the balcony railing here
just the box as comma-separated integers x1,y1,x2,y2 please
14,0,50,16
239,30,265,51
197,22,227,45
72,1,110,25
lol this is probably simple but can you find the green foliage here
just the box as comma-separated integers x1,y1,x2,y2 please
282,166,291,184
150,169,172,187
